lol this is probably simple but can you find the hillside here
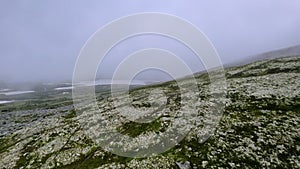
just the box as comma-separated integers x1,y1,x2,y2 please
0,56,299,168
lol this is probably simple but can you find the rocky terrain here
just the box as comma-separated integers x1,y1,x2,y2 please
0,56,299,168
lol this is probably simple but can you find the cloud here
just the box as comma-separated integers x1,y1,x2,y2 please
0,0,299,82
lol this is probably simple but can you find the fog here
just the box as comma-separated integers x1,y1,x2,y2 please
0,0,300,83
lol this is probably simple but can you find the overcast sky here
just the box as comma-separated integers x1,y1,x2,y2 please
1,0,300,83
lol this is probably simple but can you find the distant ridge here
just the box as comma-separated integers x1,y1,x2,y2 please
227,44,300,67
251,44,300,60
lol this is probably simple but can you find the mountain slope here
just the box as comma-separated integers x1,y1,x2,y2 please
0,56,299,168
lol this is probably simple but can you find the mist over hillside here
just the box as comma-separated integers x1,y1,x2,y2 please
1,44,299,92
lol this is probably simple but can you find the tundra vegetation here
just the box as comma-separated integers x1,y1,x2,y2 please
0,56,299,168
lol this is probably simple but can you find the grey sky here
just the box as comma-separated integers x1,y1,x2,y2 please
0,0,300,83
